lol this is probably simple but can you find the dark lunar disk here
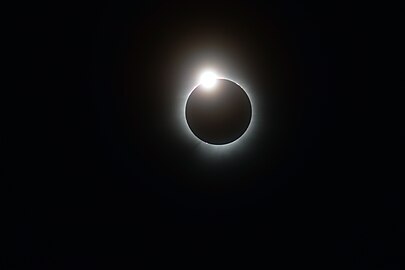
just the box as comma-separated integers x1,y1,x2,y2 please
185,79,252,145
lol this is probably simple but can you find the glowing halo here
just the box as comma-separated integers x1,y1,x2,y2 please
176,69,259,158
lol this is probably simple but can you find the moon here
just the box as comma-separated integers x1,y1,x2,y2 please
185,78,252,145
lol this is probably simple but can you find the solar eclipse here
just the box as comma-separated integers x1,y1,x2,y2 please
185,74,252,145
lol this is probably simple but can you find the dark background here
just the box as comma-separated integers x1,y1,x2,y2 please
6,1,403,269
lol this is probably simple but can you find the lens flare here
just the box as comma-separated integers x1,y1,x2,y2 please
199,71,217,89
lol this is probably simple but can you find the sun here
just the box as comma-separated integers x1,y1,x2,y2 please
199,71,217,89
177,67,258,157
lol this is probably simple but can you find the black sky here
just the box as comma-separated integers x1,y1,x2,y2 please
6,1,403,269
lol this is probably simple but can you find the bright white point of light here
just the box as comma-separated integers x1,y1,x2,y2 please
199,71,217,89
